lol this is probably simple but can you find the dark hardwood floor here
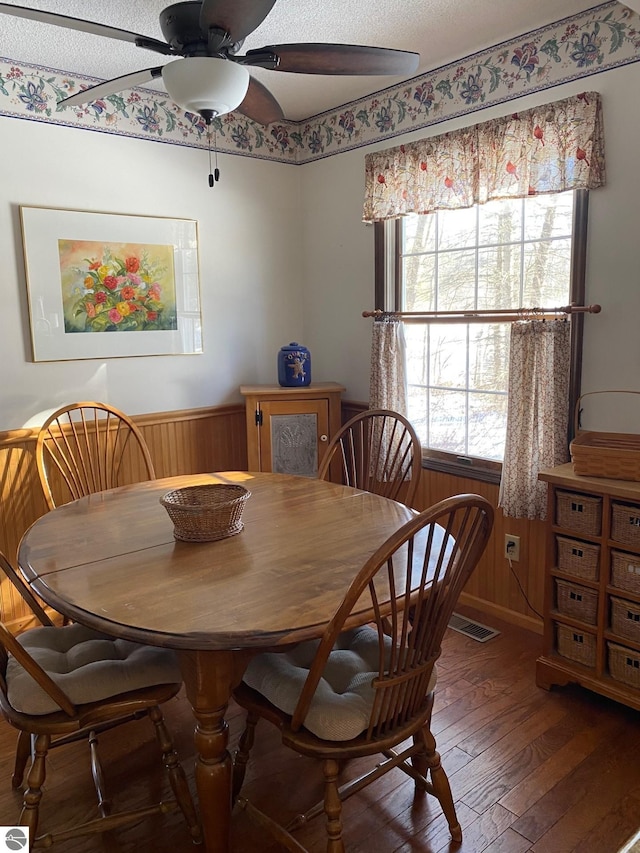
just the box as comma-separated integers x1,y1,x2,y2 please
2,606,639,853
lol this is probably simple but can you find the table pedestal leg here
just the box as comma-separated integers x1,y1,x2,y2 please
178,649,247,853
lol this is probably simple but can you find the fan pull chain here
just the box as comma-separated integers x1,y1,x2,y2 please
208,126,214,188
207,125,221,189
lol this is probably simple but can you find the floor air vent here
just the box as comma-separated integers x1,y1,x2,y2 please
447,613,500,642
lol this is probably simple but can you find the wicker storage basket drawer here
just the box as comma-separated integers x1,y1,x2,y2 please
556,579,598,624
556,623,596,668
610,595,640,644
610,550,640,595
608,641,640,689
556,535,600,581
611,502,640,549
556,491,602,536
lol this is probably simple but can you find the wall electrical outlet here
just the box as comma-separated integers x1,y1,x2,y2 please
504,534,520,561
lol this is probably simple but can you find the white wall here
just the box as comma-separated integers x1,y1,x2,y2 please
3,60,640,433
301,65,640,430
0,117,303,430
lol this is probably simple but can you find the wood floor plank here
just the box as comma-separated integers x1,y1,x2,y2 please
481,828,532,853
435,803,517,853
571,791,640,853
513,717,640,847
448,700,568,804
498,708,624,816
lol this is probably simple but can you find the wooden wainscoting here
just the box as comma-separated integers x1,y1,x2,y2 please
0,404,247,631
414,469,546,633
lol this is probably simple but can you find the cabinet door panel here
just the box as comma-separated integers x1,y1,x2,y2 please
259,400,329,477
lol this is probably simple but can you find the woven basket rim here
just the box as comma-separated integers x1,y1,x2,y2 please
160,484,250,512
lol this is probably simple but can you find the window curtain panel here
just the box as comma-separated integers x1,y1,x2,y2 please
369,314,407,413
363,92,605,222
499,320,571,521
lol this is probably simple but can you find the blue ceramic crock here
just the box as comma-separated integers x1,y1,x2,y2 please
277,342,311,387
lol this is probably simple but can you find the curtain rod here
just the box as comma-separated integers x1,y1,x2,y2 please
362,304,601,324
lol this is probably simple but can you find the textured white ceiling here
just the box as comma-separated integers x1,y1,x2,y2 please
0,0,601,121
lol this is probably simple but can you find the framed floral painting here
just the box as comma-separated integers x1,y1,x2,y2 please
20,206,202,361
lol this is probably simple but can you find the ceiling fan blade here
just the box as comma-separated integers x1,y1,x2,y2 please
236,77,284,126
199,0,277,43
58,68,164,108
0,2,173,53
246,43,420,76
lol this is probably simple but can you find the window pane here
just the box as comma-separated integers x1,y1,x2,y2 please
428,389,466,454
405,324,428,385
524,192,573,241
469,324,509,392
429,325,467,388
403,214,436,254
478,246,522,309
438,207,476,250
437,250,476,310
403,255,436,311
522,238,571,305
478,198,523,246
468,393,508,460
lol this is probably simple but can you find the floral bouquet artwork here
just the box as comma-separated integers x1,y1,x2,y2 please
58,239,177,333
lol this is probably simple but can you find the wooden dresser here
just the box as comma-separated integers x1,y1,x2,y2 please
537,463,640,711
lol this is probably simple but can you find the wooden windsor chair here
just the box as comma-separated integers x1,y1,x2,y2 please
232,493,494,852
317,408,422,508
35,401,155,510
0,550,201,850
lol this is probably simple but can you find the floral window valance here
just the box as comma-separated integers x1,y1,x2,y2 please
362,92,605,222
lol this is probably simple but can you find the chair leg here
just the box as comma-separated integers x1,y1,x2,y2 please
12,731,32,789
149,705,202,844
19,732,50,850
232,711,258,801
415,724,462,843
322,758,345,853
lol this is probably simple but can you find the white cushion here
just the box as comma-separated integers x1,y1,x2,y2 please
242,625,437,741
7,623,182,715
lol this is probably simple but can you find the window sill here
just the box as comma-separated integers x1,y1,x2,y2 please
421,452,501,486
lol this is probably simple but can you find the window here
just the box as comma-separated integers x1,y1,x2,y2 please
377,189,587,481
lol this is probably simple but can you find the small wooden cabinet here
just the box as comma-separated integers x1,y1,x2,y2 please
240,382,345,477
537,463,640,712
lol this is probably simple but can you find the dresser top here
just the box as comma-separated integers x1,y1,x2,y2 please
539,462,640,501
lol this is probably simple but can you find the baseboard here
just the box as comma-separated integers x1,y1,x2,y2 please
457,592,544,635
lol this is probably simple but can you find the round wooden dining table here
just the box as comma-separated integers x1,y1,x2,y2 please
17,471,416,852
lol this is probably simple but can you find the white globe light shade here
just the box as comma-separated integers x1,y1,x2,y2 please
162,57,250,117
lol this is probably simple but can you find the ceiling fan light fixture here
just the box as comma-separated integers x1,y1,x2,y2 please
162,57,250,120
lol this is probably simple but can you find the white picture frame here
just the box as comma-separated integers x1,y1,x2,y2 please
20,205,202,361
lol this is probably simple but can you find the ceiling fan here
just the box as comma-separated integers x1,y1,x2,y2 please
0,0,420,127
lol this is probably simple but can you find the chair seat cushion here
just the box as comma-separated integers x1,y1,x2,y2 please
242,625,437,741
7,623,182,715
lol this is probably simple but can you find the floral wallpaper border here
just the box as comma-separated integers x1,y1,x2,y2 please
0,0,638,165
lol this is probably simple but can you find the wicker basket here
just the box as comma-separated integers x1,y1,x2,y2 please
610,550,640,595
570,391,640,481
610,595,640,644
556,535,600,581
611,502,640,549
555,490,602,536
556,623,596,668
608,641,640,689
555,579,598,625
160,484,251,542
